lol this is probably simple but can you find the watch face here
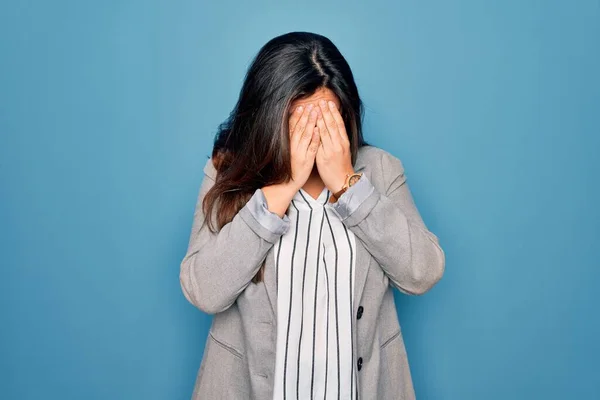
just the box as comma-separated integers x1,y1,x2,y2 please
348,173,362,186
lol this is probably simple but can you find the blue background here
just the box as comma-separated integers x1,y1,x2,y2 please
1,1,598,399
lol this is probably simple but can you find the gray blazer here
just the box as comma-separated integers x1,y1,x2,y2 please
180,144,445,399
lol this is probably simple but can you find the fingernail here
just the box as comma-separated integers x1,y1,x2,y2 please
328,101,336,109
307,103,314,110
296,106,303,113
310,109,317,118
319,100,327,107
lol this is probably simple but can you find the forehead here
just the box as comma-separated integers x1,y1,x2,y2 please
290,87,341,110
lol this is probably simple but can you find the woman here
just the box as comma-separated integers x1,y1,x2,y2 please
180,31,445,400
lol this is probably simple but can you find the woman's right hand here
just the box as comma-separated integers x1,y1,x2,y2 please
260,104,320,218
288,103,320,189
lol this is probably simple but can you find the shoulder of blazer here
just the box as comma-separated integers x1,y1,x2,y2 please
356,145,406,185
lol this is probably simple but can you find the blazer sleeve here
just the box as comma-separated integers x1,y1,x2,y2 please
180,162,291,314
329,151,445,295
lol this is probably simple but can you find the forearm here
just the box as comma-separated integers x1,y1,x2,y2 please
330,167,445,295
180,179,292,314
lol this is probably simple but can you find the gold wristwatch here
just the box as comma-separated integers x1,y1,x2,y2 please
331,172,363,202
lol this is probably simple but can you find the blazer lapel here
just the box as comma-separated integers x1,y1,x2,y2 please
262,155,370,320
349,165,370,317
263,245,278,319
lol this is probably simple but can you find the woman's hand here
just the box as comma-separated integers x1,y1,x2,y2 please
315,100,355,197
260,103,320,217
288,103,320,189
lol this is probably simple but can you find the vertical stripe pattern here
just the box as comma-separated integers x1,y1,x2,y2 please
272,186,357,400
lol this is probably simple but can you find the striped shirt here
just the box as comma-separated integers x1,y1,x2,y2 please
272,185,358,400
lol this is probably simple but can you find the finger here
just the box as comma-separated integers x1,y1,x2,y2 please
291,104,314,149
299,107,319,153
308,126,320,156
290,104,309,142
318,100,341,145
288,105,304,137
316,115,332,153
328,101,349,145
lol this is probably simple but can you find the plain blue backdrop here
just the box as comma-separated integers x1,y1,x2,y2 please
1,1,599,399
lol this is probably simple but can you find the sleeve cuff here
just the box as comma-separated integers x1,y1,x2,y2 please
239,187,291,243
328,174,376,220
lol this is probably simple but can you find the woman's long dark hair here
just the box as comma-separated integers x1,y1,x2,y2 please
203,31,370,282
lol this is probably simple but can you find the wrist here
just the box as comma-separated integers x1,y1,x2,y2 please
261,183,296,217
332,170,354,192
329,170,362,203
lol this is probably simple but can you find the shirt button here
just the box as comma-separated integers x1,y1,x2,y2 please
357,357,363,371
357,306,364,320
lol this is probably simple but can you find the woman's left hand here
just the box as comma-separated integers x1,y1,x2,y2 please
315,100,355,198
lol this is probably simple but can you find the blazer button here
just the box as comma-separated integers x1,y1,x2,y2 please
357,306,364,320
357,357,363,371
